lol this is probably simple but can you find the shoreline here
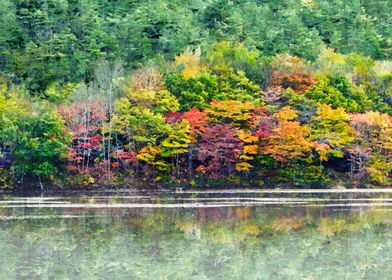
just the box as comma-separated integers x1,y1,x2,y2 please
1,185,391,196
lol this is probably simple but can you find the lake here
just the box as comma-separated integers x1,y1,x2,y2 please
0,189,391,279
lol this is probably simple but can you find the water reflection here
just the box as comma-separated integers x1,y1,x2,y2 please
0,190,391,279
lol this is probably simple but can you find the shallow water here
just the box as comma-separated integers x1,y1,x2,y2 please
0,189,391,279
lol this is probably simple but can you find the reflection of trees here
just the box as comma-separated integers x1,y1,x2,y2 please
197,206,253,224
0,205,391,279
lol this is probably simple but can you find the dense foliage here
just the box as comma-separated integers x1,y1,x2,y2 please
1,0,392,93
0,1,391,188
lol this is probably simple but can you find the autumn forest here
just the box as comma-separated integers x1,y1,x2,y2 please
0,0,391,189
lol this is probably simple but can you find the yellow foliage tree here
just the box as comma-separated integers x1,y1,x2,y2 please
175,47,204,79
308,103,354,159
236,130,259,172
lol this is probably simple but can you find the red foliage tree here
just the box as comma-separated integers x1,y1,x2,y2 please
182,107,208,139
58,102,105,173
196,124,243,178
255,117,275,140
113,150,139,169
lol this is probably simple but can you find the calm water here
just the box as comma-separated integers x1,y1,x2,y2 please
0,189,391,280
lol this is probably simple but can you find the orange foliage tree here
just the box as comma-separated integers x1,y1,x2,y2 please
262,107,312,163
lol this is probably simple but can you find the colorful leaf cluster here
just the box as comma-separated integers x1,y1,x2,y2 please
1,41,391,188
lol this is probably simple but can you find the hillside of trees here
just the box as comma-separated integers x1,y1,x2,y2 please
0,0,391,189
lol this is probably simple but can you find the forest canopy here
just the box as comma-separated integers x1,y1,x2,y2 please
0,0,391,189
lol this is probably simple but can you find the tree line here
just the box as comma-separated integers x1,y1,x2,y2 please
0,42,391,188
